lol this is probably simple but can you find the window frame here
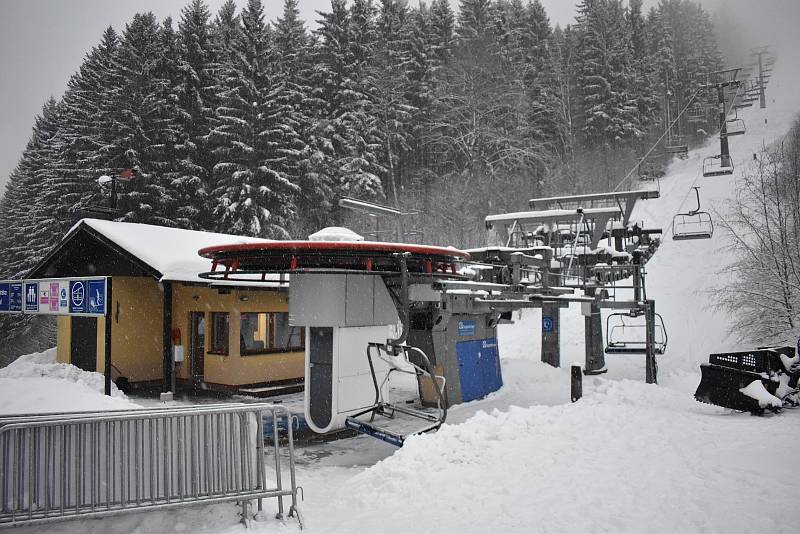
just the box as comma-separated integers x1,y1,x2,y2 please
240,311,305,356
208,312,230,355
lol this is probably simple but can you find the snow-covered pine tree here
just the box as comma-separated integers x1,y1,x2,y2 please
113,12,179,225
428,0,454,72
311,0,384,213
649,7,677,137
373,0,416,207
0,99,63,363
51,27,124,233
627,0,659,130
146,17,185,226
273,0,329,238
575,0,641,147
175,0,217,229
210,0,298,238
404,3,437,182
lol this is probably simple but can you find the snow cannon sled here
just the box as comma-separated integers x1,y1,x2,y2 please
694,346,799,414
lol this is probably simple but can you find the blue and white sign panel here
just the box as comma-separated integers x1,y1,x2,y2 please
5,277,108,317
542,316,554,333
24,282,39,312
0,281,23,313
458,320,476,337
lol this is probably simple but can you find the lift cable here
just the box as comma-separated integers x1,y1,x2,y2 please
658,81,747,240
612,87,704,193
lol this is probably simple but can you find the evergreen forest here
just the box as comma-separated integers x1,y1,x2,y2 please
0,0,728,360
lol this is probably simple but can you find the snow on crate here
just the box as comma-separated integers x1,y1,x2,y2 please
0,348,138,415
739,379,783,409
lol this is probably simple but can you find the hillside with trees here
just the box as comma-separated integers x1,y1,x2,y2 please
0,0,725,360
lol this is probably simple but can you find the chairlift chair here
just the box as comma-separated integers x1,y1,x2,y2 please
703,155,734,177
605,312,668,355
665,138,689,158
687,105,706,124
637,156,663,181
672,187,713,240
721,118,746,137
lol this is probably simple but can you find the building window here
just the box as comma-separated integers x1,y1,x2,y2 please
210,312,229,355
240,312,305,355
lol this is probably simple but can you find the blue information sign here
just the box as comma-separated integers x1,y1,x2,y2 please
0,283,9,312
9,283,22,312
69,280,87,314
24,282,39,312
543,316,554,333
458,320,476,337
87,279,106,315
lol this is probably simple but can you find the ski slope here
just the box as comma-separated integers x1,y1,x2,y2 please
5,65,800,534
288,59,800,534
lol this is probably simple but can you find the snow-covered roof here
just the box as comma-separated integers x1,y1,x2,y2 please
66,219,282,287
308,226,364,242
485,207,621,224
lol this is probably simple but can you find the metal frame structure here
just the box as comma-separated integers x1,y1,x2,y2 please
528,189,659,228
605,311,668,355
338,197,422,243
637,155,664,182
702,154,734,177
485,207,622,251
672,187,713,241
702,67,742,177
722,118,746,138
0,403,301,529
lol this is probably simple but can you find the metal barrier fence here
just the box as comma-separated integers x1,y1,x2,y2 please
0,403,301,529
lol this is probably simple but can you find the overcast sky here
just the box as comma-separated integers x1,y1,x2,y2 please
0,0,795,191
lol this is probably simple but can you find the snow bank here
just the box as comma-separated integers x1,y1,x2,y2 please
0,348,139,415
308,372,799,534
298,59,800,534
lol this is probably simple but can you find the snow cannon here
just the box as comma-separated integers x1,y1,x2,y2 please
694,346,799,414
198,231,506,446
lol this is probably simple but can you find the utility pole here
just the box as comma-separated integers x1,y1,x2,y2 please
751,46,770,109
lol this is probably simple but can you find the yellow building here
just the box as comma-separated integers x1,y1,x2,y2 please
29,219,304,395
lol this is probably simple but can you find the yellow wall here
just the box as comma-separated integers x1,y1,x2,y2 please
56,316,70,364
56,277,303,387
92,276,164,381
57,277,163,381
171,284,304,386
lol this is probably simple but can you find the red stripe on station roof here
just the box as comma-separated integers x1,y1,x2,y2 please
198,241,471,261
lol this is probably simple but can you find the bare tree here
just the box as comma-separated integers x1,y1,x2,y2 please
713,118,800,345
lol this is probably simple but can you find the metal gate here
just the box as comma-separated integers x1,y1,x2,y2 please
0,403,300,528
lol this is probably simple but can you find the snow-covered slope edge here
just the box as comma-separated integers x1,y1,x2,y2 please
305,60,800,534
0,348,138,414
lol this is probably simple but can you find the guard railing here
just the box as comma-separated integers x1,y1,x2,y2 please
0,403,301,528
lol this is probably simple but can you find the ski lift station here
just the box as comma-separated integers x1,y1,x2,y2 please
6,218,307,396
0,184,670,449
0,46,777,453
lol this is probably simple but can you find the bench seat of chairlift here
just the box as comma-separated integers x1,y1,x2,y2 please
703,168,734,177
665,145,688,154
672,231,712,241
605,344,666,355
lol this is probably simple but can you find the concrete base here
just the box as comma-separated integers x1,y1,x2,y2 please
160,391,174,402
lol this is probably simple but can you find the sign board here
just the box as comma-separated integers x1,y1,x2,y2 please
542,316,554,333
458,320,476,337
0,281,23,313
1,278,108,317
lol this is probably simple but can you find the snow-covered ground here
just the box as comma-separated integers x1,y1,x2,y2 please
0,348,137,415
4,61,800,533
